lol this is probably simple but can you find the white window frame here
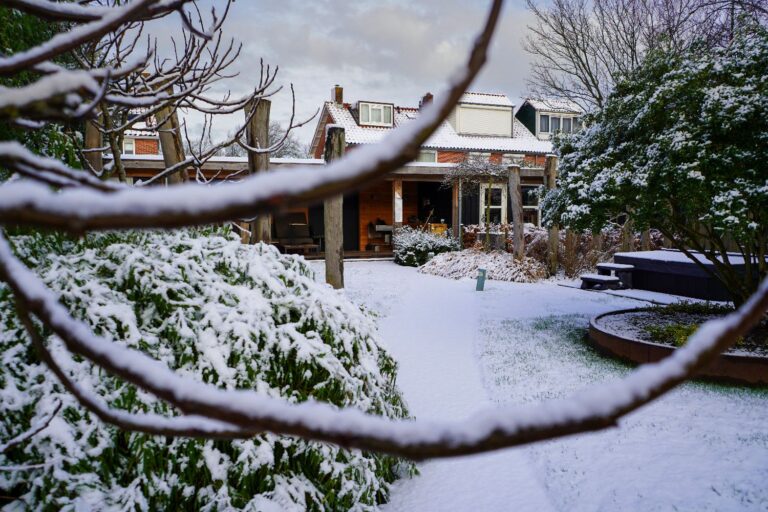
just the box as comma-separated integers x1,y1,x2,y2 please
123,138,135,155
539,114,550,133
479,183,507,225
467,151,491,163
521,185,541,227
358,102,394,127
415,150,437,163
501,153,524,166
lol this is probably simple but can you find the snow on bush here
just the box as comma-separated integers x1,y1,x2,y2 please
0,228,413,511
392,226,459,267
418,249,547,282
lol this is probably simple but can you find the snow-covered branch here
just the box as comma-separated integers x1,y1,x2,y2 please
0,400,61,455
0,230,765,458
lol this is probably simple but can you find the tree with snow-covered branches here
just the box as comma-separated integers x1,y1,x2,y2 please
542,20,768,306
0,2,768,509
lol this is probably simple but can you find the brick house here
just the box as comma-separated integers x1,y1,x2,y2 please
121,108,161,156
308,86,559,252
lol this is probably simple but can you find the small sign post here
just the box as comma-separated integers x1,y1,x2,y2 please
476,268,486,291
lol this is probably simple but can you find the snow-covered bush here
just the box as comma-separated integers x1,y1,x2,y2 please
542,22,768,304
392,226,459,267
0,229,413,511
419,249,547,282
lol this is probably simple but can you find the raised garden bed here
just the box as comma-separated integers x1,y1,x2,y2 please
589,307,768,386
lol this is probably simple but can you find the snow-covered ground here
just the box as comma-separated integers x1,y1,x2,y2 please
311,261,768,512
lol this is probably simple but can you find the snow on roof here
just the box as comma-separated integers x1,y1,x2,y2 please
458,92,514,107
525,98,583,114
323,101,553,155
125,106,158,138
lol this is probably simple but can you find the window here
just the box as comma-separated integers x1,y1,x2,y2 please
501,153,524,166
521,185,541,226
539,114,550,133
479,183,507,225
123,139,135,155
551,116,561,133
358,102,393,127
467,152,491,162
415,150,437,163
574,117,583,131
563,117,572,133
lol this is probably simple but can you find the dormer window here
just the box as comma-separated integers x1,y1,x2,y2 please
539,115,550,133
359,102,393,127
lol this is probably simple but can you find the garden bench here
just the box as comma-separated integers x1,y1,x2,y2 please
596,262,635,289
580,273,621,290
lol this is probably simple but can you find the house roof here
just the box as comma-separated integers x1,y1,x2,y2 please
317,101,553,155
458,92,514,107
523,98,583,114
125,107,159,138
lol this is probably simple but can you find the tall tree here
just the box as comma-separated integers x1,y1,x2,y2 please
525,0,768,111
541,21,768,305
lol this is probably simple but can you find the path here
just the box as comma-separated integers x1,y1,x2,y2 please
338,262,556,512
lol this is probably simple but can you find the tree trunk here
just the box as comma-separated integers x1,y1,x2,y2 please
157,104,187,185
84,120,103,175
245,98,271,243
545,155,559,275
508,164,524,260
324,126,345,289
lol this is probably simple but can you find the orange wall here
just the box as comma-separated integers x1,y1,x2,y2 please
357,181,417,250
437,150,465,163
136,138,159,155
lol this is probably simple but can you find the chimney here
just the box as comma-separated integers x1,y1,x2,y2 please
332,85,343,104
419,92,434,109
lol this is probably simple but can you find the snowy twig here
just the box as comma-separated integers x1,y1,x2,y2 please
0,400,62,455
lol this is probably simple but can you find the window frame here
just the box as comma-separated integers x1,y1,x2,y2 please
539,114,550,133
479,183,508,225
415,150,437,163
123,138,135,155
521,185,541,227
358,101,395,127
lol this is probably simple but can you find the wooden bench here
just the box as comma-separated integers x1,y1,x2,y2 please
596,262,635,289
273,213,319,255
580,273,621,290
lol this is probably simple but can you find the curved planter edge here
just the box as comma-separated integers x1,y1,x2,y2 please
588,308,768,386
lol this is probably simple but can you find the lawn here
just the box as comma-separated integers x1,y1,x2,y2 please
315,261,768,512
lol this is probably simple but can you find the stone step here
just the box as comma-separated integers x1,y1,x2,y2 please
597,263,635,271
581,273,621,282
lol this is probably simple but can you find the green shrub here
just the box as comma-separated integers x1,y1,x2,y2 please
0,229,413,511
393,226,459,267
646,323,699,347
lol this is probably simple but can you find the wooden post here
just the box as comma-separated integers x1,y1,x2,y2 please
245,98,272,243
641,229,651,251
324,126,345,289
545,154,559,275
84,120,102,174
392,179,403,228
451,181,460,239
157,104,187,185
508,164,524,260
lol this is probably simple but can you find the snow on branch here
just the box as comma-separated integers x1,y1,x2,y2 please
0,400,61,455
0,0,504,231
1,230,766,459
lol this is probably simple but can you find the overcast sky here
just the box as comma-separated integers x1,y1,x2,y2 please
168,0,536,150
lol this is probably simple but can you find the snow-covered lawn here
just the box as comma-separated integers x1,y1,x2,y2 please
311,261,768,512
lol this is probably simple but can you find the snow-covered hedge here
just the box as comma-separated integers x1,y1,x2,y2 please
392,226,459,267
419,249,547,282
0,229,413,511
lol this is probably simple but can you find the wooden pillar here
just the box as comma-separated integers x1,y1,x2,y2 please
392,179,403,229
641,229,651,251
508,164,524,260
451,181,460,239
84,120,102,174
324,126,345,289
545,154,559,275
157,104,187,185
245,98,272,243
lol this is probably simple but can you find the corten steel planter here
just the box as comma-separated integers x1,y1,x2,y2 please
589,308,768,386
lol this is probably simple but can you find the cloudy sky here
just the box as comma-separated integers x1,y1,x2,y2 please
165,0,536,150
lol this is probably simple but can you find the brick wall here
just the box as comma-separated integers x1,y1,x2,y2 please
135,138,159,155
437,150,465,163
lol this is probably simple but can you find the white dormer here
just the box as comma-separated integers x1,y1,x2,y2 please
447,92,514,137
358,101,394,127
